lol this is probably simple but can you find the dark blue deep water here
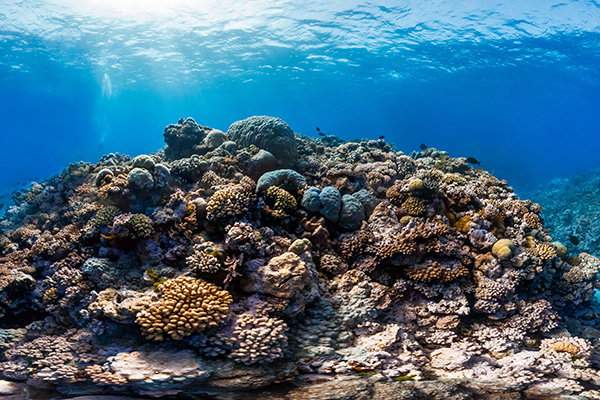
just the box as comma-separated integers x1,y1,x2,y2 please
1,0,600,201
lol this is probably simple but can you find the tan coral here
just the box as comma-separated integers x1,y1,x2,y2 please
385,184,409,207
524,212,541,229
206,184,252,221
84,364,128,385
401,196,425,217
227,313,288,365
136,276,232,341
537,243,557,260
405,261,468,283
186,243,221,273
549,341,581,355
202,170,227,187
130,214,153,238
265,186,297,218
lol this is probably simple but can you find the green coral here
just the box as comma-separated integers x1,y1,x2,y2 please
94,206,120,227
266,186,297,219
131,214,153,238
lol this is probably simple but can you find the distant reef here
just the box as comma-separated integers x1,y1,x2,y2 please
525,168,600,261
1,115,600,400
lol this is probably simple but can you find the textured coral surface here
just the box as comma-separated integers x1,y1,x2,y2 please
1,116,600,400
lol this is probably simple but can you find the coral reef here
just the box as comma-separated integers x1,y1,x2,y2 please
1,116,600,399
525,166,600,258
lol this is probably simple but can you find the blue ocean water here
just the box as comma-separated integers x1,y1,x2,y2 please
1,0,600,202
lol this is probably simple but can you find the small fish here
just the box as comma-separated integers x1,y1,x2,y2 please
467,157,481,166
570,235,579,245
420,143,427,150
0,203,4,211
316,127,321,132
98,144,104,152
318,131,326,137
379,135,385,140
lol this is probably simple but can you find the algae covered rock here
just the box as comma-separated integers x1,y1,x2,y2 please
163,117,208,160
242,252,312,299
127,167,154,189
227,116,298,168
132,154,155,171
204,129,227,149
248,149,279,180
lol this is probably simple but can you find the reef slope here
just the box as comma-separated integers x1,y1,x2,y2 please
1,116,600,399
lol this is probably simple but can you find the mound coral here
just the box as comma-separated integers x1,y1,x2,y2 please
136,276,232,341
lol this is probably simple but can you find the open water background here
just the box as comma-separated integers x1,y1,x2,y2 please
1,0,600,200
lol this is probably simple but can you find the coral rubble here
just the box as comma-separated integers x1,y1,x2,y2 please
1,116,600,399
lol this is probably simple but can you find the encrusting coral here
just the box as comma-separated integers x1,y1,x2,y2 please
1,115,600,399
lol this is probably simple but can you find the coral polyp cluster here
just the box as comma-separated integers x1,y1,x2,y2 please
1,115,600,398
136,276,232,341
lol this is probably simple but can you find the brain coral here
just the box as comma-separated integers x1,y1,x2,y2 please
256,169,307,194
339,194,365,231
227,116,298,168
136,276,232,341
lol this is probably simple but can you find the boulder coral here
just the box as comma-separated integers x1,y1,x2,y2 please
227,115,298,168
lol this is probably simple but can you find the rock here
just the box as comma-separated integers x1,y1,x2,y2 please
204,129,227,149
227,116,298,168
109,350,207,382
430,347,472,370
248,149,279,180
0,380,22,395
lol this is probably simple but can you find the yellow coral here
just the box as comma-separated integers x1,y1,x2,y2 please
401,197,425,217
537,243,557,260
136,276,232,341
492,239,514,259
549,341,581,355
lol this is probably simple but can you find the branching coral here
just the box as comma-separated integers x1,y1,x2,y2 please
227,313,288,364
186,242,222,273
206,184,253,222
136,276,232,341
